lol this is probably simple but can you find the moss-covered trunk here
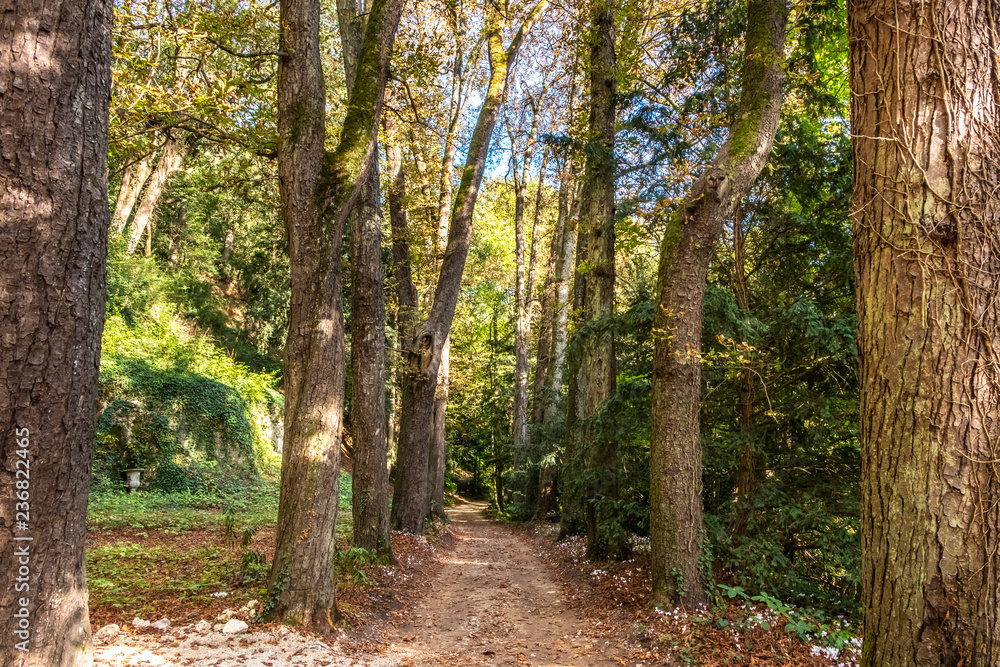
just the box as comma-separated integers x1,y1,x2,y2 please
851,0,1000,659
338,0,390,557
268,0,403,626
649,0,787,606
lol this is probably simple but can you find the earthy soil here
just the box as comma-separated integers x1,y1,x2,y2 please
93,500,640,667
385,500,628,666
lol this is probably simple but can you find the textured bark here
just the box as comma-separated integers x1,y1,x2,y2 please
126,135,187,254
428,337,448,518
650,0,787,606
267,0,403,627
0,0,110,663
391,1,549,534
850,0,1000,660
564,0,620,560
339,0,390,556
111,155,153,237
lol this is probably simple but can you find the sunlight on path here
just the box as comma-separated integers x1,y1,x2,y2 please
93,499,624,666
387,499,623,666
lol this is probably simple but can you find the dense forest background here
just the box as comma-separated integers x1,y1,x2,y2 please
97,0,858,620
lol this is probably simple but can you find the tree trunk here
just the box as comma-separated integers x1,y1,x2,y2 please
850,0,1000,659
426,43,474,520
126,134,187,254
0,0,110,664
649,0,787,606
429,337,448,518
567,0,620,561
535,160,577,520
391,1,549,534
339,0,390,556
511,120,536,472
731,210,756,536
267,0,403,627
559,190,588,538
111,155,153,237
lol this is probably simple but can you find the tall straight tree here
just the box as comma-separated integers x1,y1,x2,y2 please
339,0,390,556
0,0,111,664
561,0,620,560
267,0,403,626
649,0,787,605
851,0,1000,659
391,0,550,533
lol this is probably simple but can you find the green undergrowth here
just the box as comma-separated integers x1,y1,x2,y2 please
88,482,281,532
87,472,355,622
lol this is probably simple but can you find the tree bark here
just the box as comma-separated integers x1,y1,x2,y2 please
534,159,577,520
564,0,620,561
649,0,787,606
111,155,153,237
267,0,403,627
339,0,390,556
391,0,549,534
850,0,1000,659
126,134,187,254
0,0,110,664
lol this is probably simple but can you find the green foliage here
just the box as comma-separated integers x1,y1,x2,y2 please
88,483,280,532
96,267,282,492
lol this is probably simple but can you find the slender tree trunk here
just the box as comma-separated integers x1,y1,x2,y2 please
851,0,1000,659
535,162,577,520
650,0,787,606
511,119,536,469
559,191,588,538
126,134,187,254
391,1,549,533
428,337,448,518
516,151,548,509
111,155,153,237
731,210,756,536
339,0,390,556
267,0,403,626
566,0,620,561
0,0,110,663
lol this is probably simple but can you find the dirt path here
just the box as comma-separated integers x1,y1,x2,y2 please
94,500,627,667
386,500,621,666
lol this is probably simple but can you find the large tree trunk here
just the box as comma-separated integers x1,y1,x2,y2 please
850,0,1000,660
126,134,187,254
564,0,620,561
111,155,153,237
649,0,787,606
0,0,110,663
391,1,549,533
339,0,390,556
267,0,402,627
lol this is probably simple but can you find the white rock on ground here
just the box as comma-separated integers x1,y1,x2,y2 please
93,624,122,644
221,619,249,635
194,620,211,633
132,618,151,629
151,618,171,630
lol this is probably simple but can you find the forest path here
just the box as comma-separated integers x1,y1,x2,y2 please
386,499,621,666
92,500,625,667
